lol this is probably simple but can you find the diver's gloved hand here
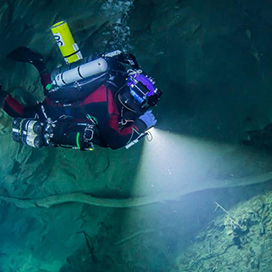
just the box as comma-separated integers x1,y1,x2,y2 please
139,110,157,129
126,53,139,69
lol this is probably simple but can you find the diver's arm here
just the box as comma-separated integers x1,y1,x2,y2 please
104,51,139,70
95,110,147,150
95,87,147,149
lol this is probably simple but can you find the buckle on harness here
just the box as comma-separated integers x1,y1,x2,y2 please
83,125,94,142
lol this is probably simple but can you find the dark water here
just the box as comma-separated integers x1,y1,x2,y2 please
1,0,272,271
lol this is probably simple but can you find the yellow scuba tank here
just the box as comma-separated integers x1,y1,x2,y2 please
51,20,83,64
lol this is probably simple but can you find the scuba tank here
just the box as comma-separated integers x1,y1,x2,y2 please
12,118,45,148
50,21,130,103
11,117,96,151
47,51,125,103
50,20,110,103
50,20,110,87
50,20,108,99
51,20,83,64
47,73,110,103
51,57,108,87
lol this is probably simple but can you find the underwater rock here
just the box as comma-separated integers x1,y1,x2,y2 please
1,170,272,209
173,192,272,271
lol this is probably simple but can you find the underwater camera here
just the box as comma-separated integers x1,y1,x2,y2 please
118,70,163,113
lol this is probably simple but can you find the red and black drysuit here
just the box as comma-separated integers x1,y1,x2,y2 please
1,73,147,150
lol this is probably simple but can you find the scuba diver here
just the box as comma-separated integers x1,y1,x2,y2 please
0,47,162,150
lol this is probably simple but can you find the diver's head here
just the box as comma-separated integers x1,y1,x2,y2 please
118,70,162,113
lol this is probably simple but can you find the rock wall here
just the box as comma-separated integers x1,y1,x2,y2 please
173,192,272,272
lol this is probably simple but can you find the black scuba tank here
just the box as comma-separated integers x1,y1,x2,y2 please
11,118,45,148
21,134,44,148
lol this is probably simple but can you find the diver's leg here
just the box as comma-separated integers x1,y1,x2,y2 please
0,89,42,118
7,47,52,96
0,84,22,117
1,93,25,118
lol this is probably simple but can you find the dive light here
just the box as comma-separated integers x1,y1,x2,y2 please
125,132,148,149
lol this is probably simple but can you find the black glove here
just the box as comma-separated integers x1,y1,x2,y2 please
105,51,139,69
122,53,139,69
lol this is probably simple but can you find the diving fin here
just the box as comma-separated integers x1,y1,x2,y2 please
7,46,43,64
